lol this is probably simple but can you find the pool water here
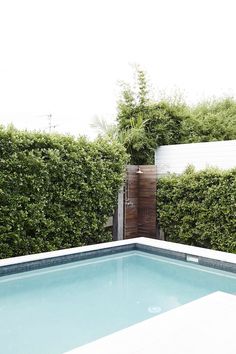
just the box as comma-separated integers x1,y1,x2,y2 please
0,251,236,354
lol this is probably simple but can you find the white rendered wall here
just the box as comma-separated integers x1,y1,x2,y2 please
155,140,236,176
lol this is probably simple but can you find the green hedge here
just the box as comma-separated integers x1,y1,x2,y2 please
157,167,236,253
0,127,127,258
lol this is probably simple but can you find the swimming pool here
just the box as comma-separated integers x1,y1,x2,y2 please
0,239,236,354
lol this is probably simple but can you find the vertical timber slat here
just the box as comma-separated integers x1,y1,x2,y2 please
124,165,157,239
138,165,157,238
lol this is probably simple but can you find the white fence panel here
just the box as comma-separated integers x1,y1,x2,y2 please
155,140,236,177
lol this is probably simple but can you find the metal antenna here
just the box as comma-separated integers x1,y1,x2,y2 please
48,113,52,133
30,113,59,132
47,113,58,133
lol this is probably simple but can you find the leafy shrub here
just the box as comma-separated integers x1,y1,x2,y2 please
181,98,236,143
0,127,127,258
117,67,236,164
157,167,236,253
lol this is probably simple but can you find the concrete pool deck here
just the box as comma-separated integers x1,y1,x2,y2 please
65,291,236,354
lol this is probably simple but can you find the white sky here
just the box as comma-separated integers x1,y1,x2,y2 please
0,0,236,138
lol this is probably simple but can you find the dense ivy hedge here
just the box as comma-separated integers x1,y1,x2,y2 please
157,167,236,253
0,127,127,258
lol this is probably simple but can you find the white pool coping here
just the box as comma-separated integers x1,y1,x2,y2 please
1,237,236,267
1,237,236,354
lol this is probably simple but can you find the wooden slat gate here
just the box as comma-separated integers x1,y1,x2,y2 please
124,165,157,239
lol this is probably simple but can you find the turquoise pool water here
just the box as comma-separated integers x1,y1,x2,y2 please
0,250,236,354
